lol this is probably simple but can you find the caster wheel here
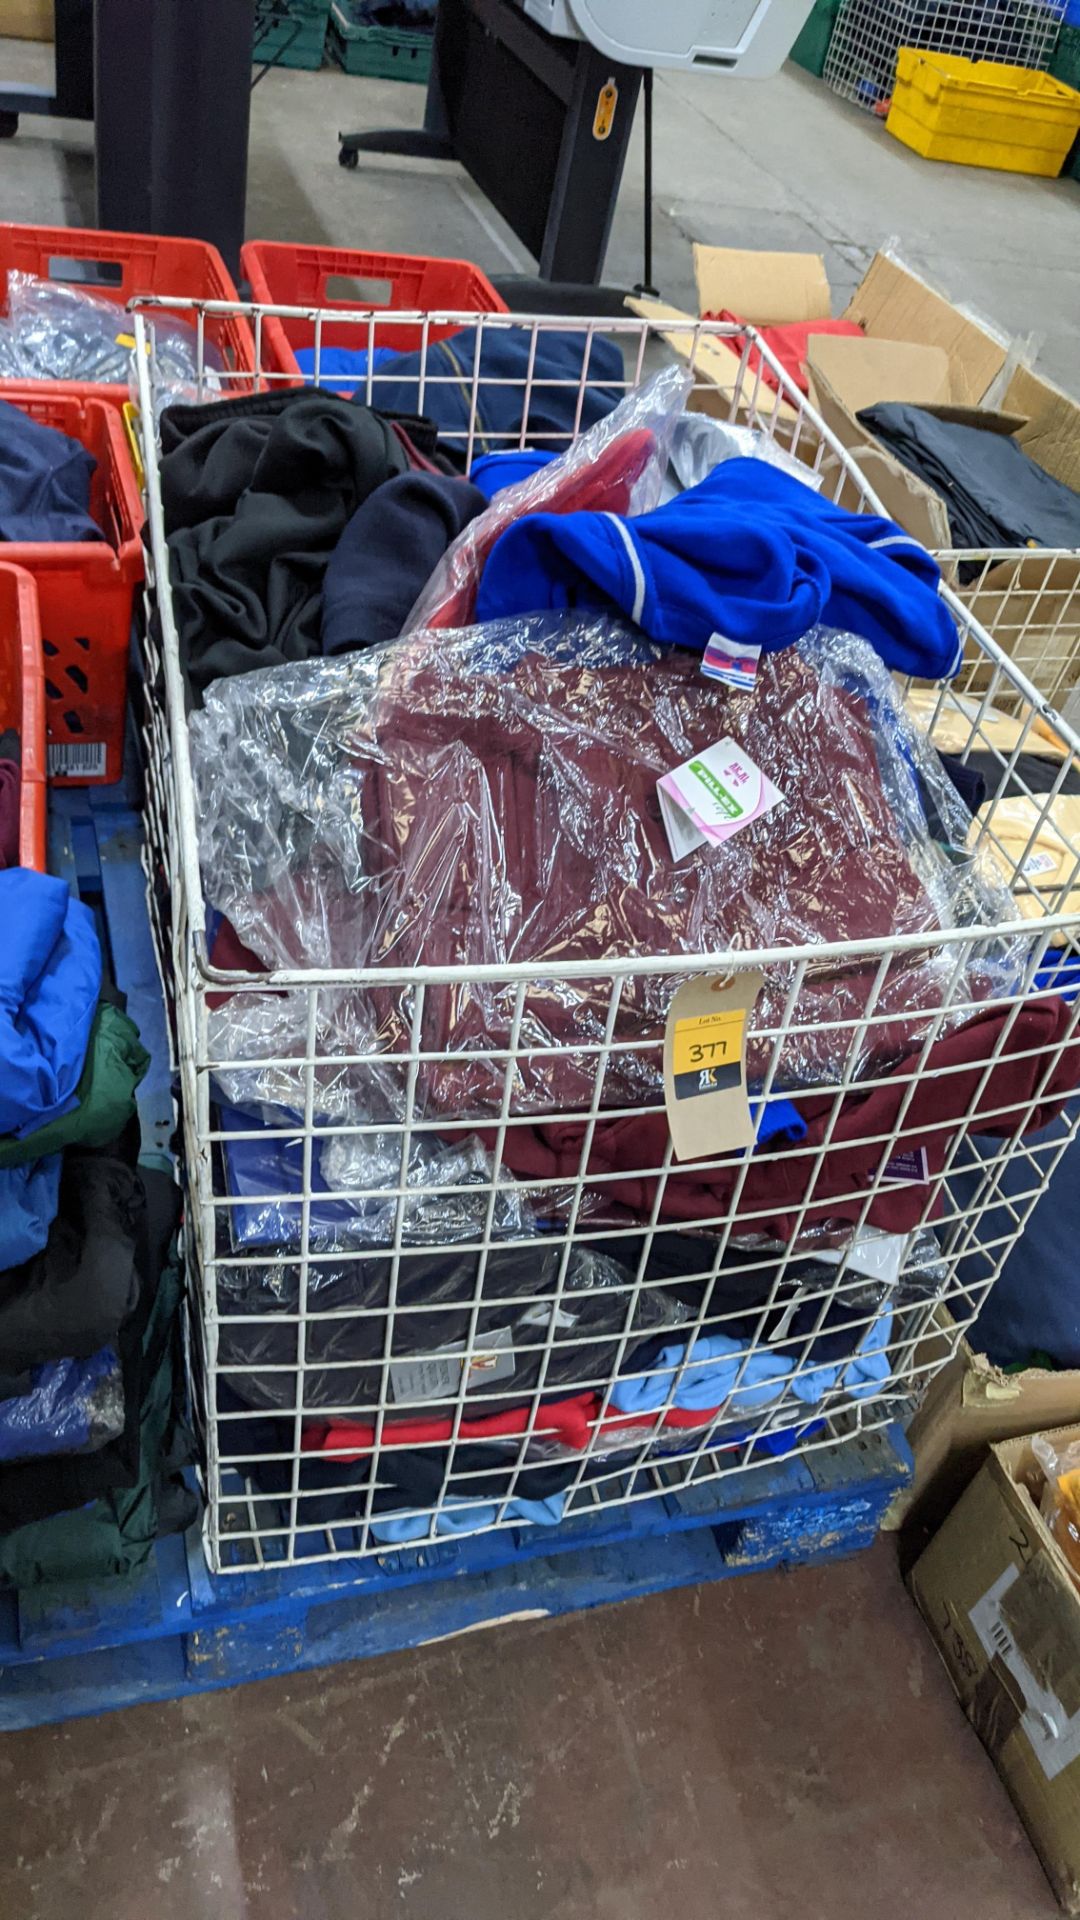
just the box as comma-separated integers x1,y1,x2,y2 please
0,111,19,139
338,145,359,170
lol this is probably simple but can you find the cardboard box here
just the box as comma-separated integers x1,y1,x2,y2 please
627,244,1080,699
886,1321,1080,1540
910,1425,1080,1912
0,0,53,38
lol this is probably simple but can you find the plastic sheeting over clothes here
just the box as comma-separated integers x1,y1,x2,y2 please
191,617,1019,1126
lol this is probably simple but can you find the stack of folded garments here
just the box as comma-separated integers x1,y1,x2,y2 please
857,402,1080,557
0,867,196,1581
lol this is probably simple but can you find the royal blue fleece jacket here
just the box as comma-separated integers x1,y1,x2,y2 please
0,869,101,1138
475,457,962,680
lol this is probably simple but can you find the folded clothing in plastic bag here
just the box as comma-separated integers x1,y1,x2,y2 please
192,616,1017,1124
217,1106,531,1252
217,1235,688,1415
0,271,224,414
0,1347,124,1464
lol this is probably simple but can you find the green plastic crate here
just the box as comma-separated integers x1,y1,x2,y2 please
1050,26,1080,175
789,0,843,77
328,2,433,82
253,0,331,71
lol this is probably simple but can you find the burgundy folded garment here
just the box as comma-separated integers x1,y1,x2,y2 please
492,999,1080,1237
356,634,988,1116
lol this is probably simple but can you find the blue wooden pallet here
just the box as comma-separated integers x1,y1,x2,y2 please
0,778,910,1728
0,1424,911,1728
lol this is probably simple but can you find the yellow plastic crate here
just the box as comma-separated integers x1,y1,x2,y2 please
887,49,1080,174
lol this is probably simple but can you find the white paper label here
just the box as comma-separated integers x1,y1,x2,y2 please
1022,850,1058,878
970,1566,1080,1782
47,741,107,779
519,1303,578,1332
389,1326,515,1405
701,634,761,692
818,1230,909,1288
657,738,782,862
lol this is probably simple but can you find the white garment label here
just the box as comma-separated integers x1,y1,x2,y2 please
519,1303,578,1332
389,1326,515,1405
47,741,107,779
1022,850,1058,878
817,1230,910,1289
701,634,762,692
969,1566,1080,1782
657,738,782,862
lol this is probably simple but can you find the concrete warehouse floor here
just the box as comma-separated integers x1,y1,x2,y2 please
0,1543,1063,1920
0,34,1077,1920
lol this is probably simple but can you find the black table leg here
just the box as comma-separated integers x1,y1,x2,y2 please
94,0,254,274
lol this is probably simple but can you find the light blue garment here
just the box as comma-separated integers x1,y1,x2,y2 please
788,1308,894,1404
610,1334,795,1417
612,1310,894,1417
370,1490,566,1544
0,1155,62,1269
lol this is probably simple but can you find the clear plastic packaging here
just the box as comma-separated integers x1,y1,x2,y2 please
217,1240,690,1414
192,616,1022,1125
0,272,223,413
218,1109,532,1252
0,1347,124,1464
402,362,692,633
1033,1430,1080,1591
668,411,824,495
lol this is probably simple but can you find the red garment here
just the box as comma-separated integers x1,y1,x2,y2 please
494,999,1080,1238
301,1390,718,1463
406,426,659,631
704,312,864,397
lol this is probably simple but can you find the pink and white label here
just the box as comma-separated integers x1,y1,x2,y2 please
657,738,783,862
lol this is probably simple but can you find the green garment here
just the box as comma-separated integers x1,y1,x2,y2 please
0,1242,197,1589
0,1003,150,1170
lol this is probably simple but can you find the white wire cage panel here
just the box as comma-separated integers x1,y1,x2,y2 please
942,551,1080,712
824,0,1066,109
131,302,1080,1575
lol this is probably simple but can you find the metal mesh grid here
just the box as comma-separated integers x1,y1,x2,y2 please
946,551,1080,712
130,301,1080,1574
824,0,1066,109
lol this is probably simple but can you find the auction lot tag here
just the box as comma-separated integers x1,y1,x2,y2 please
663,969,763,1161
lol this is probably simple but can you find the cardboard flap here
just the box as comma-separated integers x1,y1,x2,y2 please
843,251,1007,407
1002,364,1080,492
692,245,832,326
625,294,800,425
807,334,951,413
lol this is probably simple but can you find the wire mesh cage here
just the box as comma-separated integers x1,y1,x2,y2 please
824,0,1066,110
945,549,1080,711
131,300,1080,1575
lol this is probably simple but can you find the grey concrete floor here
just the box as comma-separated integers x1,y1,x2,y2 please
0,36,1078,385
0,1542,1062,1920
0,36,1076,1919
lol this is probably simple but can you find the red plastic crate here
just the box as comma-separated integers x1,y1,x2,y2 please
0,564,47,870
0,223,255,401
0,388,144,787
239,242,508,382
